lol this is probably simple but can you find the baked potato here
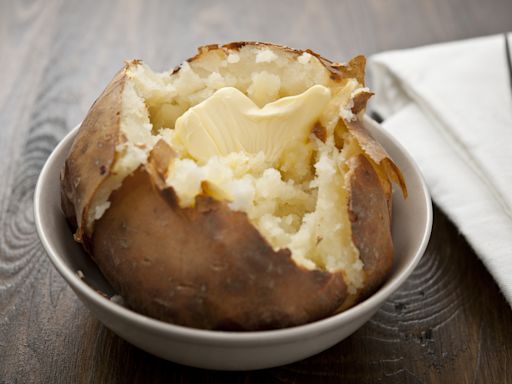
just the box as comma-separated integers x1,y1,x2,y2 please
61,42,406,331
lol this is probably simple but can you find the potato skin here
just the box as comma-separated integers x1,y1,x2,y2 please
92,162,347,330
347,120,407,200
61,66,128,244
184,41,367,85
347,154,393,299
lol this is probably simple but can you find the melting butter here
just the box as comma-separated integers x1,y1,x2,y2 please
173,85,331,164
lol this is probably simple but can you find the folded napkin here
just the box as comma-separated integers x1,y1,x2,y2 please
369,34,512,306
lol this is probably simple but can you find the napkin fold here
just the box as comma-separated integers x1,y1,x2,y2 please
369,34,512,307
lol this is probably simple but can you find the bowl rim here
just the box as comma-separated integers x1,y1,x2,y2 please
34,116,433,346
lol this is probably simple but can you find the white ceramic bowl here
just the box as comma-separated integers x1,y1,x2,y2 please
34,116,432,371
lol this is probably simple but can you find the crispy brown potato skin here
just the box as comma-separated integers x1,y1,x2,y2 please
347,120,407,199
347,155,393,299
92,166,347,331
60,67,127,244
182,42,367,85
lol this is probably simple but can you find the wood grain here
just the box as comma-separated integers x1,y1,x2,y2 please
1,0,512,383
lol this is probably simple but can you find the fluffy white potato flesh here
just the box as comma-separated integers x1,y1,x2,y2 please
89,44,372,294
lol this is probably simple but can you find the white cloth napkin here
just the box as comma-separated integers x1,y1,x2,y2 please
369,34,512,307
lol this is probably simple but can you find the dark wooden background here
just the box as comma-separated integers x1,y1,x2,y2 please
1,0,512,383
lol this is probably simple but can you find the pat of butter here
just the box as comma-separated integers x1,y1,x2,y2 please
173,85,331,164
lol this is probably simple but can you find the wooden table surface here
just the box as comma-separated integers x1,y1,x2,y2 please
1,1,512,383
